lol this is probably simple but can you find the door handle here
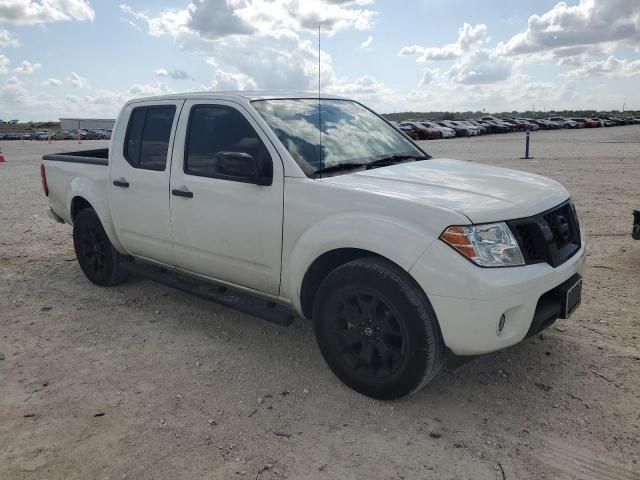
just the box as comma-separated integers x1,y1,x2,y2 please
113,179,129,188
172,188,194,198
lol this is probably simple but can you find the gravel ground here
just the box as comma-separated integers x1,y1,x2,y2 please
1,128,639,480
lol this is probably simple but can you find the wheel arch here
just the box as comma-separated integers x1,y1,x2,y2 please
299,248,383,319
68,194,127,254
298,247,436,324
70,196,93,221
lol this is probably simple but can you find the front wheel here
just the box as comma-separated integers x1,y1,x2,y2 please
73,208,130,286
313,257,446,400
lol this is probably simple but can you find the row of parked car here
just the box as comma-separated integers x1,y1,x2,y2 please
0,128,113,141
391,115,640,140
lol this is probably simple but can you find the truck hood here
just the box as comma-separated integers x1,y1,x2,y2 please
322,159,569,223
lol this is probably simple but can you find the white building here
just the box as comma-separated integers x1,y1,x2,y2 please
60,118,116,131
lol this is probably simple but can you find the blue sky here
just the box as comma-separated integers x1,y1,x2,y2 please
1,0,640,121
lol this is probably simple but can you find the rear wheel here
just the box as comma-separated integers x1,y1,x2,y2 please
73,208,130,286
313,257,446,400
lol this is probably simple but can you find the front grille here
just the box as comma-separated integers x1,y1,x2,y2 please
507,200,581,268
516,224,544,262
544,202,580,250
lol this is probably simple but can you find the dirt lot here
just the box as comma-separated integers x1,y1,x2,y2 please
1,128,639,480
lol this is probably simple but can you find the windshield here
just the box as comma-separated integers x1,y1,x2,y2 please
251,99,426,174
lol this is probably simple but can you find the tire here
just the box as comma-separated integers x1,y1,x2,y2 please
73,208,130,286
312,257,446,400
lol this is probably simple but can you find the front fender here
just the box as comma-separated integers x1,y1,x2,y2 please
282,213,441,312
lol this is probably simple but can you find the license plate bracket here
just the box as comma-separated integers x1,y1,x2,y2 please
557,275,582,319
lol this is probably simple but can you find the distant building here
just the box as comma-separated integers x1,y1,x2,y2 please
60,118,115,131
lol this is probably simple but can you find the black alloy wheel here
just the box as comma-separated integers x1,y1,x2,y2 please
78,221,108,276
313,257,446,400
326,287,409,379
73,208,130,286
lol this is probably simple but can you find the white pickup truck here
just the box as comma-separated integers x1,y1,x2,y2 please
42,92,585,399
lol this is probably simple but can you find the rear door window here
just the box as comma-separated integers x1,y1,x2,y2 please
124,105,176,171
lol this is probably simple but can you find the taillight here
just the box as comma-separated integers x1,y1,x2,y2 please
40,162,49,196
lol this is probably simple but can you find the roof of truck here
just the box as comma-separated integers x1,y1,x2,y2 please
127,91,349,104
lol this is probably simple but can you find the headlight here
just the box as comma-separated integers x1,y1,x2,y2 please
440,222,525,267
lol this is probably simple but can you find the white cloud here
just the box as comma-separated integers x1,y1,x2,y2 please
121,2,369,96
153,68,191,80
0,55,9,74
120,3,198,38
0,0,94,25
118,1,389,110
42,78,62,87
2,76,29,105
360,35,373,48
417,67,437,88
62,89,128,117
498,0,640,56
399,23,488,62
122,0,375,40
328,75,401,111
14,60,42,74
330,75,391,96
563,55,640,79
0,28,19,47
69,72,89,88
186,0,256,39
128,82,171,97
208,68,258,90
446,49,512,85
399,21,513,88
235,0,375,36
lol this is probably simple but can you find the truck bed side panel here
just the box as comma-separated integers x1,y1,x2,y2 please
43,159,126,253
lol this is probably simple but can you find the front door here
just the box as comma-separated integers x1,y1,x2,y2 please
109,100,183,266
169,100,284,295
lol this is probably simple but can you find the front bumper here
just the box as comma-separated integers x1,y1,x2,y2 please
410,239,586,355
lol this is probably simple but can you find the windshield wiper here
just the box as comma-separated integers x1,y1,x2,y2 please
314,154,429,177
368,154,430,166
314,162,368,176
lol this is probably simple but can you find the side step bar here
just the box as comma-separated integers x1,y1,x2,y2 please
122,261,297,327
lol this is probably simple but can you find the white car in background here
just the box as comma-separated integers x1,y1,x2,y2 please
419,121,456,138
548,117,581,128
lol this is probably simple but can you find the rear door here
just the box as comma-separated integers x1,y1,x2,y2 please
110,99,183,265
169,100,284,295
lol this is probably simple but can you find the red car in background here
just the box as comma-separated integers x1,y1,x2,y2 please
571,118,599,128
399,121,441,140
392,122,420,140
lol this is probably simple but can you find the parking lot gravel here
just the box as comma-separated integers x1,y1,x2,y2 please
1,127,639,479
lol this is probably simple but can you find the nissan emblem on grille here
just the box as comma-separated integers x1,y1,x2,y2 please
553,215,571,243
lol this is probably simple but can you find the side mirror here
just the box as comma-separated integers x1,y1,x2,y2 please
214,151,270,186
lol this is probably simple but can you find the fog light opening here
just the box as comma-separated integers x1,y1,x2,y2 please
497,314,506,335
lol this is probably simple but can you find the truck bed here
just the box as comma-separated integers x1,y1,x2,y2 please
42,148,109,166
42,149,110,224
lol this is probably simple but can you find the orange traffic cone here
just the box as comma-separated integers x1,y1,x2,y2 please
0,148,6,163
